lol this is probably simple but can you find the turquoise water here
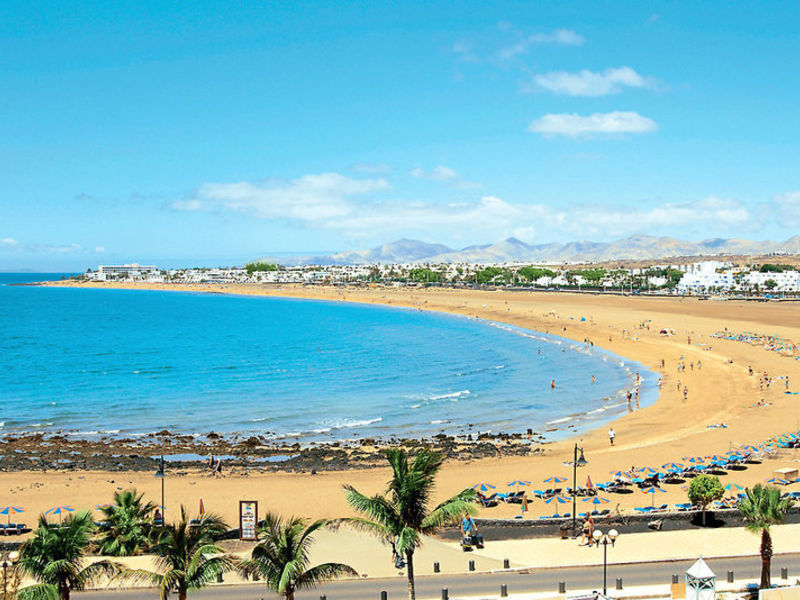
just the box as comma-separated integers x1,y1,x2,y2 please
0,274,656,441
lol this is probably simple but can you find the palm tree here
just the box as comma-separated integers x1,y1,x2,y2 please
18,511,122,600
122,506,234,600
238,513,356,600
96,488,157,556
739,484,794,589
340,448,477,600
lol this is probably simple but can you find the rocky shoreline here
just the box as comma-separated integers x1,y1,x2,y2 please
0,429,547,473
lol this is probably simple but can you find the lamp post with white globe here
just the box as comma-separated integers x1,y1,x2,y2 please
593,528,619,596
2,550,19,600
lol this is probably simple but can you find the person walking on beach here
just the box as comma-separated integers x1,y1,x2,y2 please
608,427,615,446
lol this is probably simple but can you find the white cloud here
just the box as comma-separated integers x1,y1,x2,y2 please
1,237,18,246
173,173,389,221
409,166,458,181
497,29,585,61
529,66,653,96
172,170,763,243
528,111,658,138
772,192,800,226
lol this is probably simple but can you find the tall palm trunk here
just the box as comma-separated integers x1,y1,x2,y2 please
760,529,772,589
59,579,70,600
406,550,416,600
286,590,295,600
178,586,187,600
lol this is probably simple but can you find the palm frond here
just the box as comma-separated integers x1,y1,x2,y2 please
295,562,358,589
16,582,60,600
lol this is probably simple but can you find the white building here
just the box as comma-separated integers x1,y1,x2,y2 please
94,264,159,281
676,261,736,293
744,271,800,292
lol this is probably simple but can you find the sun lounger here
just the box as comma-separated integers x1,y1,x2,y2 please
479,493,498,508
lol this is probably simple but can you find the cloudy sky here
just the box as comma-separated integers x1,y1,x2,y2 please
2,1,800,269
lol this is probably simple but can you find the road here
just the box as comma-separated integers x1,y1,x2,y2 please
76,554,800,599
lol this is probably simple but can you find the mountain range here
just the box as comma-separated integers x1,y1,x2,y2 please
271,235,800,266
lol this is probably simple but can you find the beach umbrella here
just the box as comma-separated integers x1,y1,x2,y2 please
0,506,23,525
739,445,760,454
766,478,789,485
642,486,667,507
637,467,658,474
586,475,594,490
662,462,684,471
472,483,496,492
45,505,75,524
724,483,744,492
199,498,205,515
582,496,610,505
685,457,705,464
94,503,113,511
543,476,567,484
544,495,570,504
507,480,530,488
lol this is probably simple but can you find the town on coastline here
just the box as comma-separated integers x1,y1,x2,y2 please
82,257,800,295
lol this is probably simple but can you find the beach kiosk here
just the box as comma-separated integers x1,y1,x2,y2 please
686,557,716,600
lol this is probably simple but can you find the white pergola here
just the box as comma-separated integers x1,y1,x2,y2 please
686,557,716,600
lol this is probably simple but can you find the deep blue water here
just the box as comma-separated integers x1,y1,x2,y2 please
0,274,656,441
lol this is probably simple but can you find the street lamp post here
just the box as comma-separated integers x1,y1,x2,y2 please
2,551,19,600
592,528,619,595
154,455,166,525
571,443,588,534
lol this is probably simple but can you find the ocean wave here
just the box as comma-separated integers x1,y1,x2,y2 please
429,390,470,401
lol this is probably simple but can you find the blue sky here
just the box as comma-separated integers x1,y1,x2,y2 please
2,1,800,269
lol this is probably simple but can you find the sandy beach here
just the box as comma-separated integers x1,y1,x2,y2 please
6,282,799,533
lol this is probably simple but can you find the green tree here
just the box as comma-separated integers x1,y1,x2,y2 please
764,279,778,291
476,266,503,285
238,514,356,600
122,507,233,600
759,263,792,273
245,261,279,275
517,266,556,283
96,488,157,556
738,484,794,589
340,448,477,600
687,474,724,526
18,511,122,600
408,268,441,283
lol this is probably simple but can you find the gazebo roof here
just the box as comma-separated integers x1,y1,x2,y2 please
687,557,716,580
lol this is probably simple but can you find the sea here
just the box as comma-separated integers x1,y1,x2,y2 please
0,273,657,442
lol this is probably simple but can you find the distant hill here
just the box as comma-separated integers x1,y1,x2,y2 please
271,235,799,266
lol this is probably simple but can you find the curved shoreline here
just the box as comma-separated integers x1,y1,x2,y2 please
7,283,655,444
29,281,660,444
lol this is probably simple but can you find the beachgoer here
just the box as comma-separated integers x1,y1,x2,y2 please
608,427,615,446
461,515,477,537
551,380,556,389
592,375,596,384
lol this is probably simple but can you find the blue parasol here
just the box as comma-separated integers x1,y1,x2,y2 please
544,495,570,504
472,483,496,493
45,505,75,524
0,506,23,525
543,476,567,484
